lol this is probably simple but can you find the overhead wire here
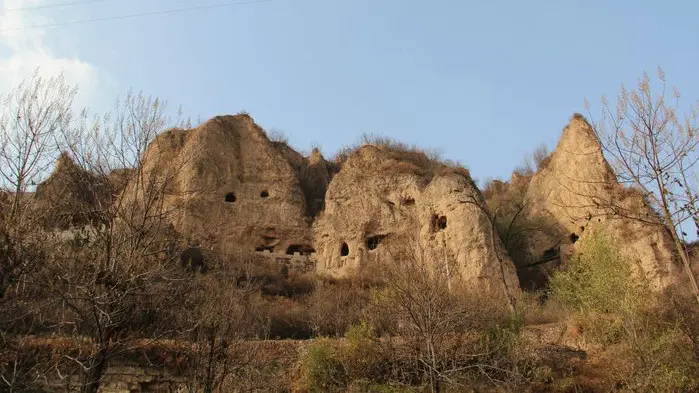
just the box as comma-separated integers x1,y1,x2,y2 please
4,0,117,12
0,0,276,31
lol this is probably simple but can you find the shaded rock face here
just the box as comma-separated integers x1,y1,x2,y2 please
313,145,520,295
34,153,111,229
140,115,322,256
524,114,679,289
272,144,331,217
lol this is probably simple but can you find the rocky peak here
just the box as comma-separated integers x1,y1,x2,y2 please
523,114,679,289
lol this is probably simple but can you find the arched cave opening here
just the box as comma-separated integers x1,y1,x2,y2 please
570,233,579,244
340,242,349,257
260,190,269,198
432,214,447,231
224,192,236,202
366,234,387,251
286,244,316,256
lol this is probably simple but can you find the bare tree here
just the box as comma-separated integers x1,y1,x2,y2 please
369,239,509,393
0,72,80,392
588,68,699,304
0,71,75,298
27,91,194,393
181,253,268,393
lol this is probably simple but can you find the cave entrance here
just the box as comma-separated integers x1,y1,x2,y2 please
286,244,316,256
224,192,236,202
432,214,447,231
260,190,269,198
570,233,579,243
340,242,349,257
366,234,387,251
255,245,274,252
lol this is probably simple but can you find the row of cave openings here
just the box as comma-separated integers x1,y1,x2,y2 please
336,213,448,258
338,233,387,257
255,244,316,256
224,190,269,203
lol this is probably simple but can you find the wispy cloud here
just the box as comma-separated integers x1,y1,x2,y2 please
0,0,106,108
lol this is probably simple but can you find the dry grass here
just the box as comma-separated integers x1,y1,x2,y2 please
518,292,568,326
333,133,472,183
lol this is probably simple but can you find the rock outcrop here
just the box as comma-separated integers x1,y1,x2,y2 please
524,114,679,288
34,152,111,229
139,114,320,256
313,144,521,296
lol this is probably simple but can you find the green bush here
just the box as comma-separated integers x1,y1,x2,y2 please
551,230,647,316
298,339,346,392
342,322,383,380
550,229,699,392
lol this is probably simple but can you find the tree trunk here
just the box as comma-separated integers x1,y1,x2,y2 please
204,331,217,393
668,225,699,305
427,337,440,393
658,188,699,305
83,345,109,393
430,372,440,393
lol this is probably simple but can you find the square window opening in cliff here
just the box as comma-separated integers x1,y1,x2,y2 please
286,244,316,256
260,190,269,198
255,245,274,252
224,192,236,202
401,196,416,206
366,234,387,251
432,214,447,231
340,242,349,257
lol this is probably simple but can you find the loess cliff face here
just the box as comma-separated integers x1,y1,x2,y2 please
313,145,521,296
138,114,319,256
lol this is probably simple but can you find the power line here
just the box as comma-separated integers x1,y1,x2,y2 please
0,0,276,31
4,0,116,12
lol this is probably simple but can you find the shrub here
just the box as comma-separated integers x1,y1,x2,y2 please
341,322,393,383
550,229,648,344
297,339,346,392
550,229,699,392
305,277,372,337
517,291,567,325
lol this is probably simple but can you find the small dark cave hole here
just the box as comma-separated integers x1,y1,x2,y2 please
260,190,269,198
255,245,274,252
286,244,316,255
180,247,206,273
570,233,579,244
224,192,236,202
366,234,387,251
401,197,415,206
432,214,447,231
340,242,349,257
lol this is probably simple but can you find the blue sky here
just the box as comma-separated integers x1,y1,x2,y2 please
1,0,698,184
